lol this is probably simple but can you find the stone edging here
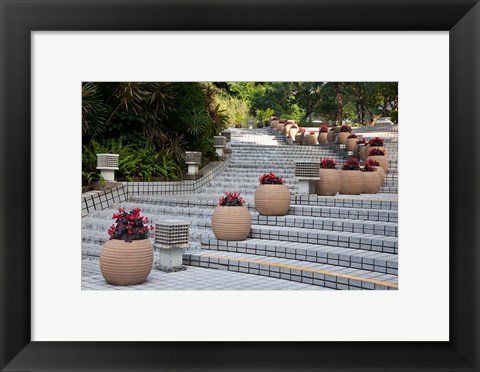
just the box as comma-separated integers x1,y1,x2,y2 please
81,156,231,217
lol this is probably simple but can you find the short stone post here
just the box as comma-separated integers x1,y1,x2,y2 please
214,136,226,160
294,162,320,194
184,151,202,180
155,219,190,271
96,154,119,181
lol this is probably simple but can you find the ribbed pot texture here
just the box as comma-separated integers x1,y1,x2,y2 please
362,171,381,194
366,155,388,172
336,132,350,144
360,145,368,161
327,131,335,142
315,169,340,196
211,206,252,241
289,128,299,139
345,138,357,151
377,166,385,185
305,134,318,145
283,124,293,135
339,170,364,195
318,132,328,144
100,239,153,286
254,184,290,216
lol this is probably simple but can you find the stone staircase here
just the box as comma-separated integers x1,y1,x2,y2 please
82,126,399,290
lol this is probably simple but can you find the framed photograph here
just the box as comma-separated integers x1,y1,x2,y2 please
1,0,479,371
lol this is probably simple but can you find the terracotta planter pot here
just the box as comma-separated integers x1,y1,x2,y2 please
366,155,388,173
100,239,153,286
305,134,318,145
345,138,357,151
211,205,251,241
339,170,364,195
336,132,351,144
327,131,335,142
353,144,362,158
360,145,368,161
362,171,382,194
271,120,279,128
289,127,299,139
318,132,329,144
277,124,285,133
254,184,290,216
377,166,386,185
283,124,293,135
315,169,341,196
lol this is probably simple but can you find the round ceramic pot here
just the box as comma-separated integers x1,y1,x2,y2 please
353,144,362,158
286,120,296,125
254,184,290,216
305,134,318,145
295,133,304,143
345,138,357,151
336,132,351,144
283,124,293,135
366,145,389,157
360,145,368,161
318,132,329,144
377,166,386,185
339,170,364,195
315,169,340,196
362,171,381,194
277,124,285,133
271,120,279,129
211,205,251,241
327,131,335,142
100,239,153,286
289,127,299,139
366,155,388,173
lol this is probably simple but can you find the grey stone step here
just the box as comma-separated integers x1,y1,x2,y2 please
291,195,398,210
200,237,398,274
184,250,398,290
288,204,398,222
245,225,398,254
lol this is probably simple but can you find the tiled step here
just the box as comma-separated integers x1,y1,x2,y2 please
200,237,398,274
288,204,398,222
184,250,398,290
291,195,398,210
246,225,398,254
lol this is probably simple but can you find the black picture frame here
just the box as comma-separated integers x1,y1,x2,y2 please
1,1,479,371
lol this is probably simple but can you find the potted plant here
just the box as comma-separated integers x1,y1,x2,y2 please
327,126,336,142
305,131,318,145
345,133,358,151
315,158,341,196
277,120,285,133
361,160,382,194
365,158,385,185
339,158,364,194
354,138,366,158
336,125,352,144
317,125,329,144
254,172,290,216
295,128,305,143
366,137,389,157
100,208,155,286
211,192,251,241
366,148,388,172
288,124,299,139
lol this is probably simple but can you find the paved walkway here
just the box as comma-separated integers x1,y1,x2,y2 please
82,126,398,290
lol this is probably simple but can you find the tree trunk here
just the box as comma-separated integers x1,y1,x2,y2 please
370,114,383,126
335,83,343,125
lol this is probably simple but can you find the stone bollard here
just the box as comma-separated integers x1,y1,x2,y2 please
155,219,190,272
214,136,227,160
96,154,119,181
184,151,202,180
294,161,320,194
